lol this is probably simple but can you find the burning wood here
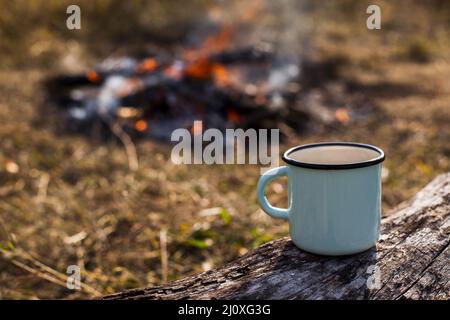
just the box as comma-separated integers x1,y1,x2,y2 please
45,32,302,141
45,20,363,142
136,58,158,74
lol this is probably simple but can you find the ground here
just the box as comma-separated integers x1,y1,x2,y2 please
0,1,449,299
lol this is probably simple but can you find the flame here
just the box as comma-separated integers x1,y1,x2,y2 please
135,119,148,132
86,70,100,83
117,107,141,119
136,58,157,73
180,22,236,85
212,64,230,86
184,26,234,62
201,26,233,54
184,57,213,80
335,108,350,123
227,109,240,123
184,57,230,86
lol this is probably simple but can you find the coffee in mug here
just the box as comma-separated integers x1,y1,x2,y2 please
257,142,385,256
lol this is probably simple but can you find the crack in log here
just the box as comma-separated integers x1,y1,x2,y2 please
394,238,450,300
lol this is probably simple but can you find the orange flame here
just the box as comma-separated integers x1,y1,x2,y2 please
184,57,213,80
335,108,350,123
86,70,100,83
117,107,141,119
180,23,235,85
136,58,157,73
184,57,230,86
201,26,233,54
135,119,148,132
184,26,234,62
212,64,230,86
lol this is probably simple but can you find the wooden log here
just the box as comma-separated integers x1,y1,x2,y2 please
104,173,450,300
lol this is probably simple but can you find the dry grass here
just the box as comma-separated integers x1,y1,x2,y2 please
0,1,449,299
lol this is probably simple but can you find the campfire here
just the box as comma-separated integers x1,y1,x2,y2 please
46,36,301,141
45,1,366,143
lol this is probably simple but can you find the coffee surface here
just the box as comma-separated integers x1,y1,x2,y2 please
288,145,381,165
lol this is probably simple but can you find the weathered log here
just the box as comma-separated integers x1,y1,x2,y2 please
104,173,450,300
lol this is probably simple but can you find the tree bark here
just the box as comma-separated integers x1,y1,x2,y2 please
104,173,450,300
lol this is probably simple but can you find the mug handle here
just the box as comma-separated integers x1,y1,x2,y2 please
256,166,290,220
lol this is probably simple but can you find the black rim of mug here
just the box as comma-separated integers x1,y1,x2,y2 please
282,142,385,170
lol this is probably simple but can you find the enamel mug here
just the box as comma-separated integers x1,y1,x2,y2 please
257,142,385,256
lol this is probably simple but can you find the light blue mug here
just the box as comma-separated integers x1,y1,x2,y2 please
257,142,385,256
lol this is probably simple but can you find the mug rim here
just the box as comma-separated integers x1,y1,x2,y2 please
282,142,385,170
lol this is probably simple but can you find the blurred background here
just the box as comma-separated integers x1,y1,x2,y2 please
0,0,449,299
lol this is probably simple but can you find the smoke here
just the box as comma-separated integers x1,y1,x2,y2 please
205,0,313,108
